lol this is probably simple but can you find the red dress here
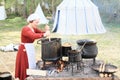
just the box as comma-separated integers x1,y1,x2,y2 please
15,26,45,80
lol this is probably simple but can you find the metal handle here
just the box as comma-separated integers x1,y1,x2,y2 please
37,39,41,44
37,38,46,44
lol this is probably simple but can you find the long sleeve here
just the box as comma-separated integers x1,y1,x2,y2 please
34,27,45,33
21,26,45,43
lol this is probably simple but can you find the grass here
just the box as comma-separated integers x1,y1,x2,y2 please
0,17,120,78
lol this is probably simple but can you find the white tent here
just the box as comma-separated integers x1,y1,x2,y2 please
0,6,7,20
34,3,49,24
52,0,106,35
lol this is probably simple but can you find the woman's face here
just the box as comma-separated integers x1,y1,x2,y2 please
32,19,40,28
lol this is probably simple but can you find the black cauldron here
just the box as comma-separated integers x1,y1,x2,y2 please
77,39,98,64
40,38,62,62
37,38,62,69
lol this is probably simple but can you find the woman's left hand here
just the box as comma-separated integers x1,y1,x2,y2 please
45,24,50,31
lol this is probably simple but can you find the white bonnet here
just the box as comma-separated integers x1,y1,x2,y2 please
27,13,40,23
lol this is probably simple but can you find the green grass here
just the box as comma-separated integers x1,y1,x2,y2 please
0,17,25,45
0,17,120,78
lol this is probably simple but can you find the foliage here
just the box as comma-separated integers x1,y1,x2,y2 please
1,0,120,23
0,0,62,18
0,16,26,32
93,0,120,23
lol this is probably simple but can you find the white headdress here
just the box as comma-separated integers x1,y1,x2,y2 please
27,13,40,23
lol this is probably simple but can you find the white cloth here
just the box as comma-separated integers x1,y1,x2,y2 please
27,13,40,23
24,43,36,69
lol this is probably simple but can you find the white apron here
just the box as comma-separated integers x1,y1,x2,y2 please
24,43,36,69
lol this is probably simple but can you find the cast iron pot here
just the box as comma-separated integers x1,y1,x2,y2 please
76,39,98,64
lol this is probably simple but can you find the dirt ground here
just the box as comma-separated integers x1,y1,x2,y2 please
0,50,42,78
0,51,16,77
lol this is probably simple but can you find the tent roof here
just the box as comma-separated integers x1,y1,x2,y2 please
52,0,106,35
58,0,97,9
34,3,49,24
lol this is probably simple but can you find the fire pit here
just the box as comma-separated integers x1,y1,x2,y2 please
34,38,119,80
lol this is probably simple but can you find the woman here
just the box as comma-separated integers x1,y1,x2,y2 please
15,13,50,80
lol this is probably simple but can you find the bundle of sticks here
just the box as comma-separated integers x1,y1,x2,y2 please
99,62,112,77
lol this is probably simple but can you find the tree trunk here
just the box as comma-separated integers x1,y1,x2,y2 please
15,0,18,15
51,0,55,22
23,0,27,18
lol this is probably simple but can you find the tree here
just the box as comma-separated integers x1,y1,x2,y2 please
15,0,18,15
23,0,27,18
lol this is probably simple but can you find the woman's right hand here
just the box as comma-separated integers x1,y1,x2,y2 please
44,30,50,37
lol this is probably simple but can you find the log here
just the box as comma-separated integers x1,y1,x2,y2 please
26,69,47,76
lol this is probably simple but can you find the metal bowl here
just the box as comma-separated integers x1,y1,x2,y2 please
92,64,118,74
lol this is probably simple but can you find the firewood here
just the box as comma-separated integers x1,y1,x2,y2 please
101,63,106,72
104,73,108,77
56,68,61,73
56,60,65,73
26,69,47,76
108,74,112,77
99,73,104,78
60,63,65,71
99,63,103,72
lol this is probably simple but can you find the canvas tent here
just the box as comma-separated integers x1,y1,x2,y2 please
34,3,49,24
52,0,106,35
0,6,7,20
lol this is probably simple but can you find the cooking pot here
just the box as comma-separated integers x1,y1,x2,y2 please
68,50,82,62
77,39,98,58
62,42,72,56
0,72,12,80
77,39,98,64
